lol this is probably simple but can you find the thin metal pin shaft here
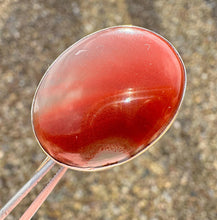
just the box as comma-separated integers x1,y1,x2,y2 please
0,157,55,220
20,166,67,220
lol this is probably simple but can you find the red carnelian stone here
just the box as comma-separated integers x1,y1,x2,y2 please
32,26,186,169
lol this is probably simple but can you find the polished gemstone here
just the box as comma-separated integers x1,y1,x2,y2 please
32,26,186,170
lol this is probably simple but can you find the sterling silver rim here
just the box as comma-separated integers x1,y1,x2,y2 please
31,25,187,172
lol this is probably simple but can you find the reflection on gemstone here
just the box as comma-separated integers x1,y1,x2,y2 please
87,150,128,167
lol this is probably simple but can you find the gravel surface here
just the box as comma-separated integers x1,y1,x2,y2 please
0,0,216,219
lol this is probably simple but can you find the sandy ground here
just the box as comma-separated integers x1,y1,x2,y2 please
0,0,216,219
